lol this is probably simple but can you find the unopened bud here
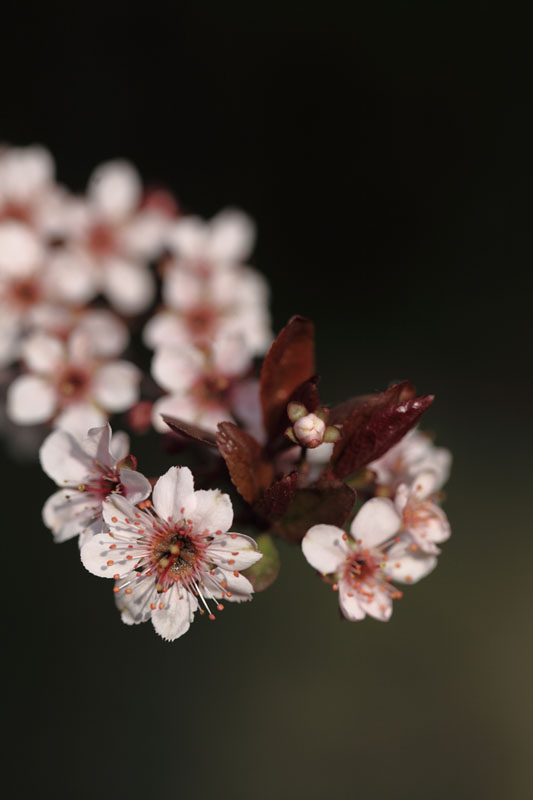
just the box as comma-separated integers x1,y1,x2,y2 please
293,413,326,448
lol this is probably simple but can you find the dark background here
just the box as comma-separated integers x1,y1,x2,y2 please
2,3,532,799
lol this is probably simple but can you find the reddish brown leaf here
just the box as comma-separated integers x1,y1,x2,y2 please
216,422,273,504
254,471,299,521
260,316,315,440
274,481,356,543
328,381,416,425
331,387,434,479
162,415,218,447
289,374,321,413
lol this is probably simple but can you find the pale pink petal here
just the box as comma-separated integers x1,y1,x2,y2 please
44,248,98,305
358,587,393,621
75,309,129,358
151,394,198,433
102,493,152,534
92,360,140,412
109,430,130,462
88,160,141,222
301,524,348,574
120,210,168,259
385,542,437,584
151,345,203,393
338,580,366,621
116,578,159,625
212,333,251,376
7,374,56,424
80,530,137,578
0,221,43,276
189,489,233,534
202,567,254,603
206,209,255,264
151,584,198,641
119,468,151,505
162,266,203,310
0,145,54,201
83,423,113,467
39,427,95,484
152,466,197,523
208,533,261,571
165,217,207,260
410,470,440,501
42,488,101,543
103,257,156,314
20,333,65,375
143,311,189,350
54,404,107,438
350,497,401,548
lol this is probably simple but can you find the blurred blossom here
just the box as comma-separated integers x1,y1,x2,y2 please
151,333,252,432
6,328,140,432
165,209,256,271
369,429,452,494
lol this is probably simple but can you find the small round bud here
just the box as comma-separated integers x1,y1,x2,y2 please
293,412,326,448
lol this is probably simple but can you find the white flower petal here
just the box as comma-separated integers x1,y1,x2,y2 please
42,488,101,543
7,374,56,424
103,257,156,314
88,160,141,222
116,578,159,625
385,542,437,584
151,585,198,641
202,567,254,603
92,360,140,412
152,466,196,523
189,489,233,534
151,345,203,393
350,497,401,549
338,580,366,621
301,524,348,574
75,309,129,358
44,248,98,305
109,430,130,462
166,217,207,260
102,494,152,534
0,221,43,276
206,209,255,264
212,333,251,376
143,310,189,350
151,394,198,432
358,588,393,621
208,532,261,570
39,427,95,484
119,468,152,505
80,530,135,578
54,404,107,438
20,333,65,374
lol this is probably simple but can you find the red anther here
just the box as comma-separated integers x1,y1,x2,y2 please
217,604,224,611
113,573,120,580
226,591,232,598
113,586,120,593
209,614,216,621
233,570,239,577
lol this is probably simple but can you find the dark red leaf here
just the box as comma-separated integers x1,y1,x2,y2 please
162,415,218,447
328,381,416,425
331,386,434,479
289,374,321,413
254,471,299,521
260,316,315,440
274,481,356,543
216,422,273,504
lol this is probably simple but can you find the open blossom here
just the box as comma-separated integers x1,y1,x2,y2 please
0,145,57,230
165,209,256,272
81,466,262,641
40,423,151,545
6,327,140,433
54,160,172,314
151,334,251,432
302,497,437,621
394,471,451,554
144,260,272,357
369,429,452,494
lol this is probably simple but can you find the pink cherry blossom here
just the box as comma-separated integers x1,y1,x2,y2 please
6,326,140,434
151,334,252,433
40,423,151,545
369,429,452,494
165,209,256,272
81,466,262,641
393,471,451,554
302,497,437,621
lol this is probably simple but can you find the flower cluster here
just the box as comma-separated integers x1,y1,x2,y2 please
2,144,452,641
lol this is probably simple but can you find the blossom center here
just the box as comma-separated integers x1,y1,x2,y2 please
341,548,381,588
87,223,117,256
8,277,41,309
149,523,208,589
56,366,91,404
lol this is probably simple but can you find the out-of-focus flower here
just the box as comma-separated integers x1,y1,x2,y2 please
302,497,437,621
394,471,451,554
6,327,140,432
0,145,56,228
40,423,151,545
369,429,452,494
151,334,251,432
165,209,255,272
144,261,272,356
56,161,173,314
81,466,262,641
